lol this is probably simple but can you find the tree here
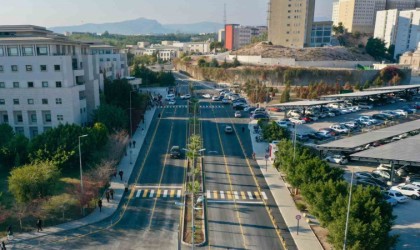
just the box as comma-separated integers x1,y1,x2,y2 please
333,22,345,35
354,82,361,90
233,57,240,67
373,77,383,87
363,80,370,90
93,104,128,132
280,86,291,103
262,121,291,142
9,161,60,203
197,58,207,67
209,58,219,68
365,38,387,60
0,124,14,148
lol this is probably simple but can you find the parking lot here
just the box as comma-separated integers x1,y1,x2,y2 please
336,162,420,249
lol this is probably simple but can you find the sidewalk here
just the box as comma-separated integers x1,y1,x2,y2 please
249,120,324,250
2,88,168,247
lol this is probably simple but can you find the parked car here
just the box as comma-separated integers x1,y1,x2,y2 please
319,128,337,136
383,193,398,206
358,103,373,109
324,155,348,165
276,121,293,128
393,109,408,116
372,113,391,121
224,125,234,134
355,172,383,180
165,94,175,100
234,111,242,118
168,99,176,105
308,132,328,141
222,98,230,104
391,184,420,199
357,179,387,191
385,190,409,203
252,114,269,120
267,106,283,112
202,93,212,99
330,124,349,134
289,117,305,124
212,95,221,101
180,94,191,100
287,110,301,117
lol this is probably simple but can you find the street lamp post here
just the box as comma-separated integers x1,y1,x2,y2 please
78,134,88,215
293,124,298,162
343,167,359,249
129,90,136,139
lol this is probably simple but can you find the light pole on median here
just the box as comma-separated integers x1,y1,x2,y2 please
343,166,360,250
78,134,88,215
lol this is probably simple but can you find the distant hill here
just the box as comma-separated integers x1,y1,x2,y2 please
50,18,223,35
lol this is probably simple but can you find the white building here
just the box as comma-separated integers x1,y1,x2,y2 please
394,8,420,58
374,9,400,47
0,25,128,138
218,29,225,44
332,1,341,26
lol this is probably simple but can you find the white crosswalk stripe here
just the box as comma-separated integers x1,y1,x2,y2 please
207,190,211,199
149,190,155,198
247,191,254,200
234,191,240,200
136,190,141,197
163,190,168,198
177,190,181,198
261,192,268,200
220,191,225,199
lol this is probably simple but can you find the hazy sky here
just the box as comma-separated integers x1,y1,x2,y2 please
0,0,333,27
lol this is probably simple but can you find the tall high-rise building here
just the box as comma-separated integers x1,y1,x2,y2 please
374,9,400,47
268,0,315,48
386,0,416,10
224,25,267,50
332,1,341,26
394,8,420,57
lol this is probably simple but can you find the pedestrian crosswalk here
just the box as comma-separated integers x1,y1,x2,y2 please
157,105,225,109
134,189,268,201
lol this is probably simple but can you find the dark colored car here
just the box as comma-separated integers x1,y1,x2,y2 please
308,132,328,141
170,146,181,159
252,114,269,120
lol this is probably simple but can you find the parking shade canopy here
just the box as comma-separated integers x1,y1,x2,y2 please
351,133,420,166
269,100,342,109
366,84,420,92
320,90,396,100
316,120,420,152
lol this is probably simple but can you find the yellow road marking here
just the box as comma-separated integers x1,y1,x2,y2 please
213,190,218,199
142,189,149,198
156,189,161,198
254,191,261,200
170,190,175,198
241,191,246,200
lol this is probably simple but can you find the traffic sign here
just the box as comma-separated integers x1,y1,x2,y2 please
265,154,269,160
295,215,301,220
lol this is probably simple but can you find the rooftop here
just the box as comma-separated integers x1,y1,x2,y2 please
366,84,420,91
320,90,395,100
351,133,420,166
317,120,420,152
270,100,341,108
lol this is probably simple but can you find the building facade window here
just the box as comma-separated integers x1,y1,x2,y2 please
0,48,3,56
28,82,34,88
37,46,48,55
30,114,37,123
56,81,62,88
13,99,19,105
13,82,19,88
0,82,4,88
56,98,62,104
0,99,4,105
54,65,61,71
42,81,48,88
40,65,47,71
22,46,34,56
7,46,19,56
42,98,48,104
26,65,32,71
0,65,3,72
57,115,64,121
11,65,18,72
17,115,23,123
28,99,34,104
45,114,52,122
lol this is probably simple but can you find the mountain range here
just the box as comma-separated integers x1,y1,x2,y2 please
49,18,223,35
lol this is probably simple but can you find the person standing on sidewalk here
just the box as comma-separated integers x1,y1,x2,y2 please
118,170,124,181
1,240,6,250
133,140,136,148
109,188,114,200
105,190,110,202
36,219,43,232
98,199,103,212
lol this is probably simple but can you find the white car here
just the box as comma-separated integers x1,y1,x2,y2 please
165,94,175,100
385,190,409,203
324,155,348,165
222,98,230,104
168,99,176,105
393,109,408,116
180,94,191,100
202,94,212,99
330,124,349,134
358,103,373,109
289,117,305,124
355,172,383,180
234,111,242,118
276,121,293,128
391,184,420,199
287,110,301,118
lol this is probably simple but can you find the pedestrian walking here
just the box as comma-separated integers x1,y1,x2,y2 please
98,199,103,212
6,225,13,241
252,152,256,161
242,126,245,133
109,188,114,200
142,128,145,135
113,170,117,178
129,141,132,148
36,219,42,232
124,182,129,192
1,241,6,250
105,190,110,202
118,170,124,181
406,175,411,184
158,113,161,118
133,140,136,148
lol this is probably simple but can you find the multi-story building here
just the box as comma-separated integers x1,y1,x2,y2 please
0,25,128,138
399,42,420,70
394,8,420,58
268,0,315,48
218,29,225,44
224,24,267,50
310,21,333,47
334,0,419,34
374,9,400,47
